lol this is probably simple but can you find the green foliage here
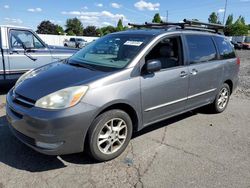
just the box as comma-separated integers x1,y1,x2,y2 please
100,26,117,35
152,13,162,23
96,28,103,36
224,15,249,36
208,12,219,24
117,19,124,31
55,25,64,35
65,18,83,36
123,26,129,30
235,16,245,25
37,20,59,35
225,14,233,26
67,30,75,36
83,26,99,36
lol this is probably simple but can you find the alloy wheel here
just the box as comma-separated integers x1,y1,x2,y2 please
97,118,127,154
217,88,229,109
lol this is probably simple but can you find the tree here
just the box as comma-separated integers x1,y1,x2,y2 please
37,20,58,34
96,28,103,36
152,13,162,23
208,12,219,24
231,16,248,35
65,18,83,36
224,15,248,36
117,19,124,31
55,25,64,35
225,14,233,26
67,30,75,36
123,26,129,30
224,14,234,36
235,16,245,25
83,26,98,36
100,26,117,35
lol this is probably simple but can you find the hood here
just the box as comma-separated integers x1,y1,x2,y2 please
14,62,114,101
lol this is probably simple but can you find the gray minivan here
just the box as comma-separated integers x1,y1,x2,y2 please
6,20,240,161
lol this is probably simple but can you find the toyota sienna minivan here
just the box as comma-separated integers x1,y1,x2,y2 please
6,20,240,161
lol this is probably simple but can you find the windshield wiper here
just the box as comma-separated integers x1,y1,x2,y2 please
68,62,96,71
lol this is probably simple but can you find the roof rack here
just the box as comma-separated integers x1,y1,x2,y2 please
128,19,225,34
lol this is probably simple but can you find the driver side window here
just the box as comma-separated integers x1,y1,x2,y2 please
145,36,183,70
9,30,44,49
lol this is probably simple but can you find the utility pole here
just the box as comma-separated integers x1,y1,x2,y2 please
166,10,168,22
223,0,228,25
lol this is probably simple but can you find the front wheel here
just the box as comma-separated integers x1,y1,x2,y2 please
210,83,230,113
88,110,133,161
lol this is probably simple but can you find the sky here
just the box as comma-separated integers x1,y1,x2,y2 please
0,0,249,30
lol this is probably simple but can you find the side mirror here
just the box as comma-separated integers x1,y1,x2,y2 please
146,60,161,73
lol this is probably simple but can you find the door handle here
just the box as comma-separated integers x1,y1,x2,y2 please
190,69,198,75
180,71,188,78
9,50,19,54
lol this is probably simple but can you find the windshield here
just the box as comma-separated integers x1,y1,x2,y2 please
76,38,84,41
69,34,152,69
245,37,250,43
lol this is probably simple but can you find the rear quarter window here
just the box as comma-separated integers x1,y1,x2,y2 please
185,35,217,64
214,36,236,59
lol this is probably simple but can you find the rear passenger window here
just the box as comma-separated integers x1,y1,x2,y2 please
214,37,236,59
186,35,217,64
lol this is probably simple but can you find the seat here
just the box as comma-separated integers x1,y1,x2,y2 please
158,45,178,69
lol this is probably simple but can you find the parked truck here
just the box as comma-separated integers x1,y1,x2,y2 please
64,38,88,48
0,25,78,84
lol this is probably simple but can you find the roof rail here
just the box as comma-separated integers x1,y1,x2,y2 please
128,19,225,34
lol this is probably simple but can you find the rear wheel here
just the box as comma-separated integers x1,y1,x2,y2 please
88,110,132,161
210,83,230,113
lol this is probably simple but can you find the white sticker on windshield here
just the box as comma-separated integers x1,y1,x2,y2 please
124,41,143,46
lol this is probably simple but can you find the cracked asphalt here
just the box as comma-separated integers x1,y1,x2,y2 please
0,51,250,188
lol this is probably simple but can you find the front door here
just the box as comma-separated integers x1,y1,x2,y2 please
7,29,52,78
140,35,189,125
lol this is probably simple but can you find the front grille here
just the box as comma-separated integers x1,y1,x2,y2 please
10,126,36,147
10,108,23,119
13,93,35,108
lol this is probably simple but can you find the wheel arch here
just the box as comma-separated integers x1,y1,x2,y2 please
94,102,140,132
224,79,233,94
83,101,141,152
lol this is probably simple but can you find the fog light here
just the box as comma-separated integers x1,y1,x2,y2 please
35,141,64,149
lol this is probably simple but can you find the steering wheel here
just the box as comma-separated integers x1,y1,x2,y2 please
12,40,20,47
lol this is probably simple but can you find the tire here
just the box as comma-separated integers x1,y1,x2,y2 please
87,110,133,161
210,83,230,113
64,44,68,47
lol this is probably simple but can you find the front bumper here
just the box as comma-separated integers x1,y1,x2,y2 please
6,89,97,155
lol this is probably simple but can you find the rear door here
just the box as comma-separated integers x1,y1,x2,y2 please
7,29,53,76
140,35,189,125
184,34,222,109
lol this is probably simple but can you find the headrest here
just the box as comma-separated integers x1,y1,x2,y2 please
159,45,172,57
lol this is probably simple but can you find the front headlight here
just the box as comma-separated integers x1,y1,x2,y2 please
35,86,88,109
